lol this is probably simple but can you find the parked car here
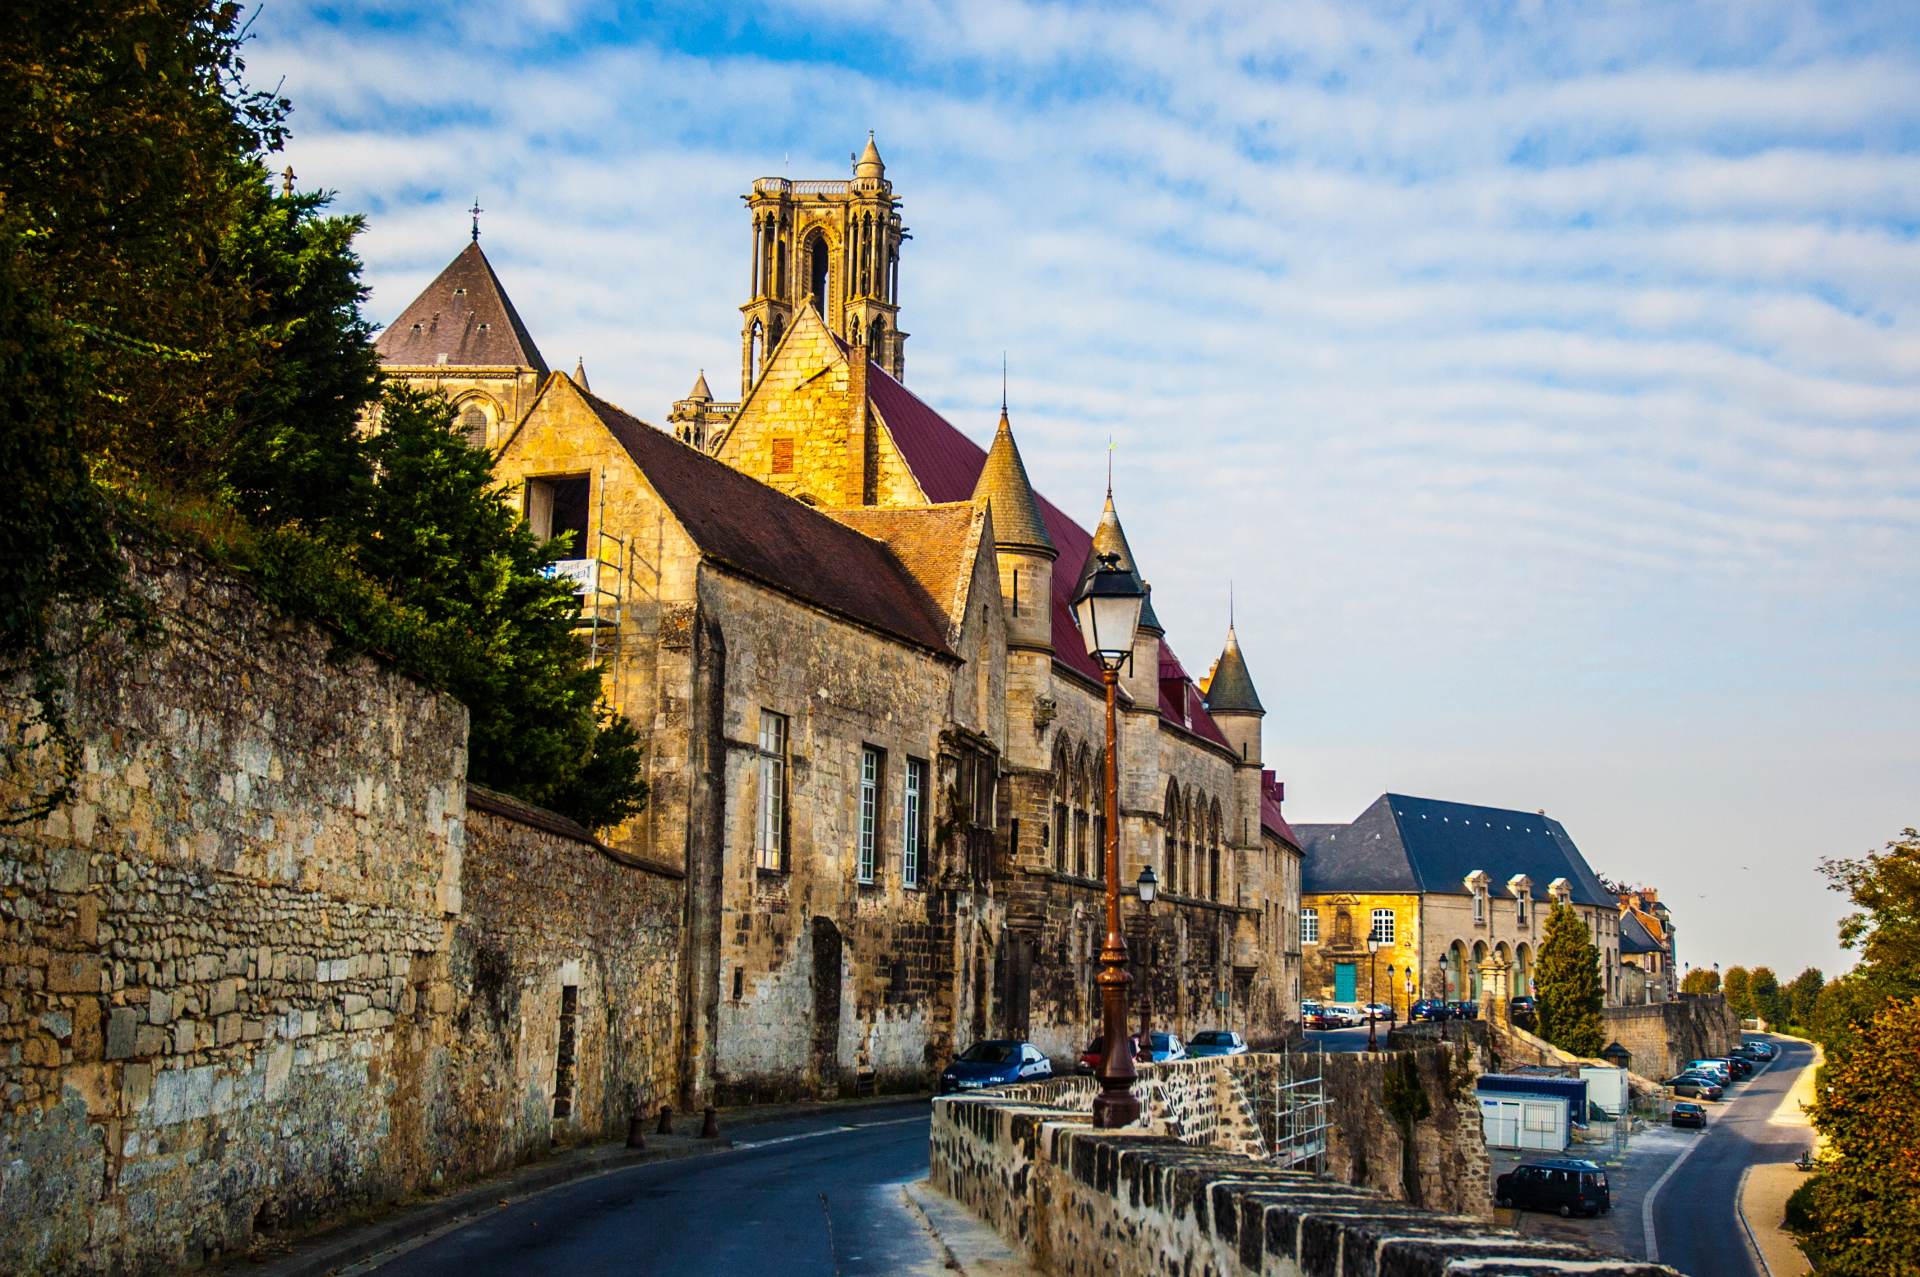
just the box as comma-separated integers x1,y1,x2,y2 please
1446,1000,1481,1020
1144,1032,1188,1062
1509,996,1537,1029
1302,1010,1332,1031
1495,1159,1611,1218
1327,1004,1366,1027
1363,1002,1396,1023
1301,999,1324,1019
1686,1059,1733,1085
1667,1073,1723,1101
939,1040,1053,1094
1410,998,1450,1022
1671,1101,1707,1129
1188,1030,1249,1058
1722,1055,1753,1079
1742,1039,1778,1061
1079,1034,1136,1075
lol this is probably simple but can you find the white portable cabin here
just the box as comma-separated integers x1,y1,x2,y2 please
1579,1066,1629,1118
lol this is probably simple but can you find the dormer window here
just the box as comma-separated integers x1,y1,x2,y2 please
1466,869,1491,925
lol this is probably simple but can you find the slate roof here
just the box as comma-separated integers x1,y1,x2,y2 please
572,383,955,657
1203,626,1263,714
970,411,1054,553
859,356,1229,748
1299,793,1614,907
1619,910,1662,955
377,243,550,374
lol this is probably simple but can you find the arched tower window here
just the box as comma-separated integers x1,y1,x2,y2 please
459,405,488,447
769,314,785,352
749,320,765,382
870,316,887,361
807,233,831,316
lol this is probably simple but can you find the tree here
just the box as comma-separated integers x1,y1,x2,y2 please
1750,967,1785,1026
1722,966,1753,1017
351,386,647,829
1681,967,1721,995
1802,997,1920,1275
1786,968,1826,1030
1822,830,1920,996
1534,902,1605,1057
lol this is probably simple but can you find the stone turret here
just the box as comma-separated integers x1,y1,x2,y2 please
1203,622,1264,765
971,408,1055,651
1073,490,1161,711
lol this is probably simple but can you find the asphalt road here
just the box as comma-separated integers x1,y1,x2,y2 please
364,1102,943,1276
1303,1021,1400,1051
1647,1038,1815,1277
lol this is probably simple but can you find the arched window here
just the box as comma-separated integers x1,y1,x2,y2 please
749,320,764,381
1052,740,1072,873
807,233,830,315
870,316,887,360
459,404,488,446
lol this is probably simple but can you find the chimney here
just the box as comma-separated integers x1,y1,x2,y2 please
844,343,872,506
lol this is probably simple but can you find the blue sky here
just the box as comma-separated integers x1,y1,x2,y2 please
252,1,1919,979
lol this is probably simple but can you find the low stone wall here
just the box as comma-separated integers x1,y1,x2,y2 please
1603,995,1740,1079
931,1082,1681,1277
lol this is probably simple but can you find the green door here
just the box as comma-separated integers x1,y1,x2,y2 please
1334,962,1357,1003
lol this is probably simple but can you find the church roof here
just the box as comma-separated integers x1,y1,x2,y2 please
825,503,986,646
1299,794,1614,907
568,381,954,657
1204,625,1263,715
1069,494,1165,636
377,242,549,374
856,354,1231,749
970,411,1054,554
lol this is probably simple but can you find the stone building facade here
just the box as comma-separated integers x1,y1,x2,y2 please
384,138,1307,1099
1616,886,1677,1004
1297,794,1625,1018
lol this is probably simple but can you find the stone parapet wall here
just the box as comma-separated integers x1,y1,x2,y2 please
931,1077,1682,1277
1602,995,1740,1079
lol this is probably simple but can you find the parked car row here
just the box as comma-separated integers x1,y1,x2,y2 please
936,1028,1253,1094
1301,1001,1392,1030
1407,997,1482,1022
1663,1038,1775,1118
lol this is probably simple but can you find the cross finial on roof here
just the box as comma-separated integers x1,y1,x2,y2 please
469,197,484,242
1001,352,1007,414
281,165,296,197
1106,436,1115,498
1229,580,1235,631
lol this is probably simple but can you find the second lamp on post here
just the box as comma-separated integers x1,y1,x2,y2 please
1136,865,1158,1055
1072,550,1146,1130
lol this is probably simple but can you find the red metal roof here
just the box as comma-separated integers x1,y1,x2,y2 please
864,360,1230,749
1261,771,1299,849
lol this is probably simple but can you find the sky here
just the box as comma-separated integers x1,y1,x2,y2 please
249,1,1919,979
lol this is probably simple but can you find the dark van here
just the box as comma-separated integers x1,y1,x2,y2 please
1495,1159,1611,1218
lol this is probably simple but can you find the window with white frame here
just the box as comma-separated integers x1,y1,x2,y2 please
903,757,927,889
1370,908,1396,945
1301,907,1320,944
755,711,787,871
857,746,882,883
1474,888,1487,923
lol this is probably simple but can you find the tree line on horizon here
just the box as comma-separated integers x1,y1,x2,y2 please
1,2,645,830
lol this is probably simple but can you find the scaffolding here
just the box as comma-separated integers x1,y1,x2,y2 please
550,472,628,667
1268,1050,1330,1173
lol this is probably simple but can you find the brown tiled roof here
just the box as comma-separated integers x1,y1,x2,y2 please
826,504,985,644
571,384,956,657
970,412,1054,554
377,242,550,374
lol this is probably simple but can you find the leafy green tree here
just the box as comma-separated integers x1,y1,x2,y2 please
1786,968,1826,1030
352,386,647,829
1822,830,1920,996
1722,965,1753,1018
1803,997,1920,1275
1750,967,1785,1026
1535,902,1605,1057
1680,966,1721,995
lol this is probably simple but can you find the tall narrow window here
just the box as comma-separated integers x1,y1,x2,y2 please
1209,847,1221,901
1474,889,1487,923
857,746,882,883
1516,893,1529,926
1052,801,1068,872
756,711,788,871
1370,908,1396,945
552,985,578,1119
903,757,927,889
1301,908,1320,944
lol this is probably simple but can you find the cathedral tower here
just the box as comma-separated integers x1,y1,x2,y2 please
740,133,907,395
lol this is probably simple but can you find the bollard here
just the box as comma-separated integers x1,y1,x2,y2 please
656,1103,673,1135
626,1115,648,1149
700,1106,720,1139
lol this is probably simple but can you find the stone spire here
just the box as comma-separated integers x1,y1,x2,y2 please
971,409,1054,555
1204,623,1263,714
573,356,590,391
855,131,885,180
688,370,713,401
1073,491,1163,635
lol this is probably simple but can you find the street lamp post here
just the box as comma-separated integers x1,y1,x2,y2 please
1366,941,1381,1051
1073,551,1147,1130
1136,866,1157,1054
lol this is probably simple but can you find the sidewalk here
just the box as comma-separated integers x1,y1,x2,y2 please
1735,1036,1822,1277
902,1179,1037,1276
229,1092,929,1277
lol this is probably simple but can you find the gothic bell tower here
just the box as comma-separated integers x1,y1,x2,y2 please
739,133,908,395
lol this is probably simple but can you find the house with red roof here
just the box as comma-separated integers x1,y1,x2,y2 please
376,141,1304,1103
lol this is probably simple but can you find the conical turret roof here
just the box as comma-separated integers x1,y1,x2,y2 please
688,370,713,401
1204,624,1263,714
573,356,590,390
376,241,549,374
1070,491,1163,635
970,410,1054,555
855,132,885,179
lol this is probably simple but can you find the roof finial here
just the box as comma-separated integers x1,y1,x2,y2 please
469,197,484,243
281,165,296,197
1001,352,1008,415
1229,580,1235,632
1106,436,1115,499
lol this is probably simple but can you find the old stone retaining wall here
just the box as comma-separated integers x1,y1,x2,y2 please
1602,994,1741,1079
931,1072,1683,1277
0,546,684,1274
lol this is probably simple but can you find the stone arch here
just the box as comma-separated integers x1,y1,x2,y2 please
748,320,764,381
1162,779,1181,892
1470,940,1490,1001
451,390,503,448
1446,939,1471,1000
870,314,887,359
1514,942,1534,996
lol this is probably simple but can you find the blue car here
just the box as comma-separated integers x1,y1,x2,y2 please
1143,1032,1187,1062
938,1040,1053,1094
1187,1030,1248,1058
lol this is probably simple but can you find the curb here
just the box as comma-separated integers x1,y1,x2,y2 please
236,1094,933,1277
1734,1164,1773,1277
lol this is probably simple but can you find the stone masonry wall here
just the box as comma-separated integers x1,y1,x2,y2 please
931,1074,1682,1277
1602,994,1741,1080
0,546,687,1274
